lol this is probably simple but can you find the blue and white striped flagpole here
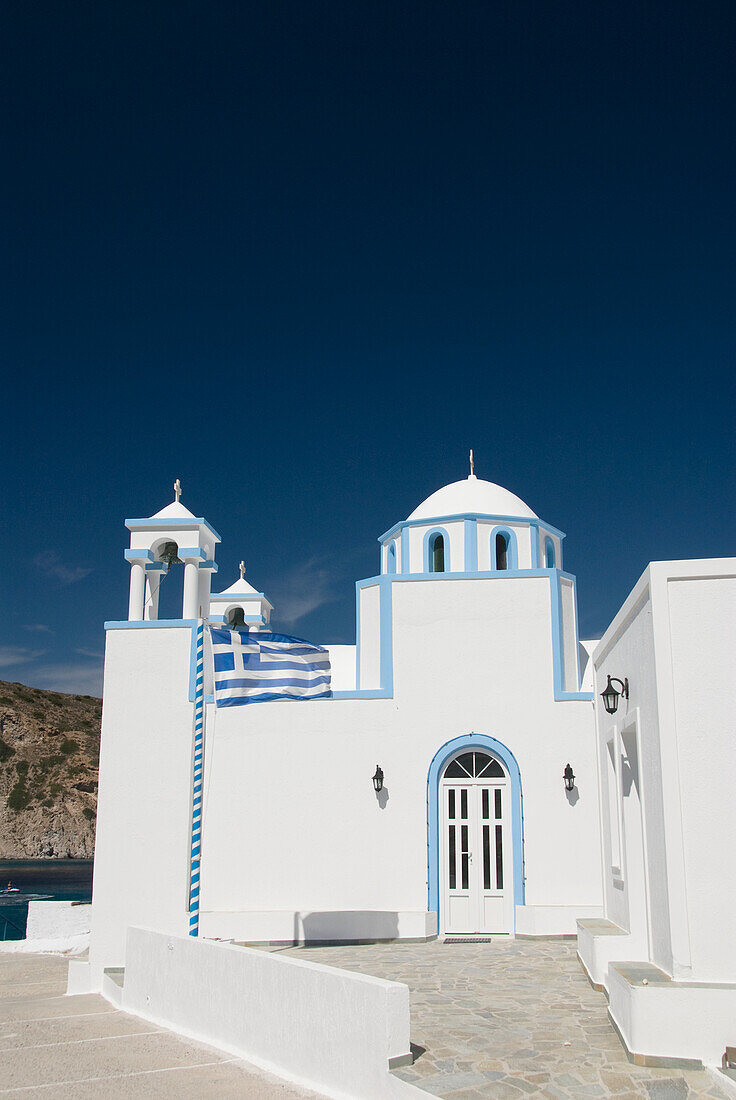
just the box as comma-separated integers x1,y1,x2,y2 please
188,620,205,936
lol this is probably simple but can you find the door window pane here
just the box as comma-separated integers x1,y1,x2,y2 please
482,788,489,819
448,824,456,889
483,824,491,889
495,788,502,819
477,757,504,778
448,789,455,819
460,789,468,819
461,825,469,889
495,824,504,889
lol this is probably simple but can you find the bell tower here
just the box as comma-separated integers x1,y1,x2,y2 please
124,480,220,621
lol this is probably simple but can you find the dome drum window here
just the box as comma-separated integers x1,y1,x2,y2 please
430,533,445,573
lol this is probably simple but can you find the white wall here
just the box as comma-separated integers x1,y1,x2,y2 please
358,584,381,688
122,928,419,1099
89,627,196,980
667,572,736,983
26,901,91,940
197,574,601,934
90,571,601,975
592,559,736,983
324,644,357,691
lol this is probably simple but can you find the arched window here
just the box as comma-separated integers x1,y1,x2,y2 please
444,751,505,779
544,537,556,569
430,533,445,573
495,532,509,571
387,542,397,574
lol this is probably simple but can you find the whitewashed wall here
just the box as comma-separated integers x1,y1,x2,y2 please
198,575,600,939
89,627,195,982
323,644,357,691
585,559,736,1066
87,571,601,981
122,928,419,1099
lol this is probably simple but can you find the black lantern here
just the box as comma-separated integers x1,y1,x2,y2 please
600,675,629,715
563,763,575,792
372,765,384,793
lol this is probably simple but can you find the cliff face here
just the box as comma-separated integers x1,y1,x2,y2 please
0,680,100,858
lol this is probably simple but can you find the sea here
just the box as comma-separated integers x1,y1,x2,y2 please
0,860,93,941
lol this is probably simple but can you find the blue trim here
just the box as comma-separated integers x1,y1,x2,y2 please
548,571,593,700
351,570,592,703
211,590,267,600
544,537,556,569
490,526,518,571
125,517,223,543
463,518,478,572
423,526,451,573
200,560,218,572
427,734,525,932
400,525,410,574
124,548,153,563
355,578,362,688
530,527,540,569
105,619,198,629
378,514,566,544
355,576,394,694
178,547,206,561
145,562,167,572
386,540,397,574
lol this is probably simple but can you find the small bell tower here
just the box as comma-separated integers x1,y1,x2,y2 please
124,480,220,621
209,560,274,629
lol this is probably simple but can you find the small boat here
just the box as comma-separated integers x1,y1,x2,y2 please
1,885,19,894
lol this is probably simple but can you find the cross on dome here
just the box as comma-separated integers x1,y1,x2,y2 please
239,561,246,580
174,478,182,503
469,449,475,478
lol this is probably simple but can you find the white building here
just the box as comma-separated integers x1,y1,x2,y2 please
76,473,736,1071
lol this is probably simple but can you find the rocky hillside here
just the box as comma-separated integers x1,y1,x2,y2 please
0,680,101,858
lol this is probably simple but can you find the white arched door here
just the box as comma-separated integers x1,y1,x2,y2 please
440,750,514,934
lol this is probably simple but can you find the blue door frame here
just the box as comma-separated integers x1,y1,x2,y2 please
427,734,525,932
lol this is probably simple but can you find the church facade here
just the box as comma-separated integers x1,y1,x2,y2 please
77,472,736,1069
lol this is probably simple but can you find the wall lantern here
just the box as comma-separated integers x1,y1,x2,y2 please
563,763,575,792
372,765,384,793
600,675,629,715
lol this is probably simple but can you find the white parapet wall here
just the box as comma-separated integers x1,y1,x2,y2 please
26,901,91,941
607,962,736,1068
515,905,603,938
120,928,423,1099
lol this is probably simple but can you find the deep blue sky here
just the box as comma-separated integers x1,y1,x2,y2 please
2,2,734,695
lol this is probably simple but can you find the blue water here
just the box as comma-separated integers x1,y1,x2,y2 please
0,860,93,940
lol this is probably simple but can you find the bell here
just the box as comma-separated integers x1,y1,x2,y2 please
159,541,182,571
228,607,246,630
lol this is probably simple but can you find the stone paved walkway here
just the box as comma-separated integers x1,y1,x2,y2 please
283,939,731,1099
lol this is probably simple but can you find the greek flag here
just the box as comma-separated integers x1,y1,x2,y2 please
210,626,332,707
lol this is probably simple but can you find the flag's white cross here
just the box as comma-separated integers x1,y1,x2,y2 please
229,633,247,672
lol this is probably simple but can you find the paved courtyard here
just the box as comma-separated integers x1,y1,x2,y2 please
0,952,320,1097
284,938,731,1099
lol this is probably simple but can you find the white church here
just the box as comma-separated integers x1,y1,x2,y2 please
72,467,736,1079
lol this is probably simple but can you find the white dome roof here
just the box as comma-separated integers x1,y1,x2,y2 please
407,475,537,521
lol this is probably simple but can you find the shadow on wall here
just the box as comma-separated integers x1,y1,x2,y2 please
297,910,400,945
565,786,580,807
376,784,390,810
